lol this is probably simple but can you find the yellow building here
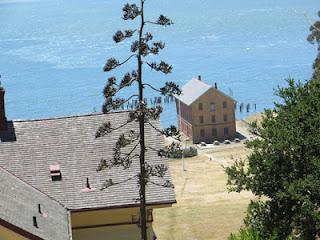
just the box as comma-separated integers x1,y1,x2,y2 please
0,88,176,240
175,76,236,143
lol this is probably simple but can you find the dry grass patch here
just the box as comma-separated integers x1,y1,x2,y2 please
153,152,254,240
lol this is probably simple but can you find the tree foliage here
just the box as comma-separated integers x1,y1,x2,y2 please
307,11,320,80
226,11,320,240
228,228,268,240
96,1,181,240
227,78,320,239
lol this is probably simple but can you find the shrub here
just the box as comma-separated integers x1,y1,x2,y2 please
228,228,262,240
168,148,182,159
168,147,198,159
182,147,198,158
229,228,293,240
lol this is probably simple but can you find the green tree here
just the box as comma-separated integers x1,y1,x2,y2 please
95,1,181,240
227,79,320,239
307,11,320,80
226,12,320,240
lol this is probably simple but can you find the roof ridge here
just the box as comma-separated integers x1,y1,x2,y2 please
0,166,66,209
12,110,132,123
190,77,236,102
190,77,211,88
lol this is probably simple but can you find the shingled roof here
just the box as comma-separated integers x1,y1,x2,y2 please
0,167,70,240
175,77,235,105
0,111,176,211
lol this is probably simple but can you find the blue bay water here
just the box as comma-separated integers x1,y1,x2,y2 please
0,0,319,126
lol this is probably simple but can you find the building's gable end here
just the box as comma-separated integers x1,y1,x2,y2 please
189,87,213,109
211,87,236,103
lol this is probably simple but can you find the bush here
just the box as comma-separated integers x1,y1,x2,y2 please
228,228,262,240
229,228,293,240
168,148,182,159
182,147,198,158
168,147,198,159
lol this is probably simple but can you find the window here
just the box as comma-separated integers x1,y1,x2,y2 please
210,102,216,111
199,103,203,111
223,101,227,109
212,128,217,137
211,115,216,123
224,127,229,136
224,114,228,122
199,116,204,124
200,129,205,137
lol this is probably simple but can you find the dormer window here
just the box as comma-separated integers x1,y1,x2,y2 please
49,164,62,181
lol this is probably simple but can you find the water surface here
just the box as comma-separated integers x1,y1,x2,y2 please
0,0,319,126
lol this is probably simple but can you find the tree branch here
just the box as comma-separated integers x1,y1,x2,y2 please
122,3,141,20
113,29,137,43
142,83,162,93
121,140,140,159
303,12,320,33
101,174,139,190
96,118,136,138
146,163,168,178
102,94,139,113
147,122,181,140
103,54,136,72
148,179,174,188
144,21,159,25
145,15,173,26
146,61,173,74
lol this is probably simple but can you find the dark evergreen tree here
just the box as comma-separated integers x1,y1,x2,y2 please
95,1,181,240
226,11,320,240
307,11,320,80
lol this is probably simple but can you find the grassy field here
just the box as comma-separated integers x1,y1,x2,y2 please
153,142,254,240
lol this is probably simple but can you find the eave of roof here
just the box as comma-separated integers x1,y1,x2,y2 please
69,199,177,212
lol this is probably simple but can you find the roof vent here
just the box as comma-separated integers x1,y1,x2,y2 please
38,204,42,214
33,216,38,228
0,86,8,132
81,177,96,192
49,164,62,181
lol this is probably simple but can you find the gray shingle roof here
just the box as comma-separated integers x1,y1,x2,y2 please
175,77,236,105
0,111,176,211
175,78,211,105
0,167,70,240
